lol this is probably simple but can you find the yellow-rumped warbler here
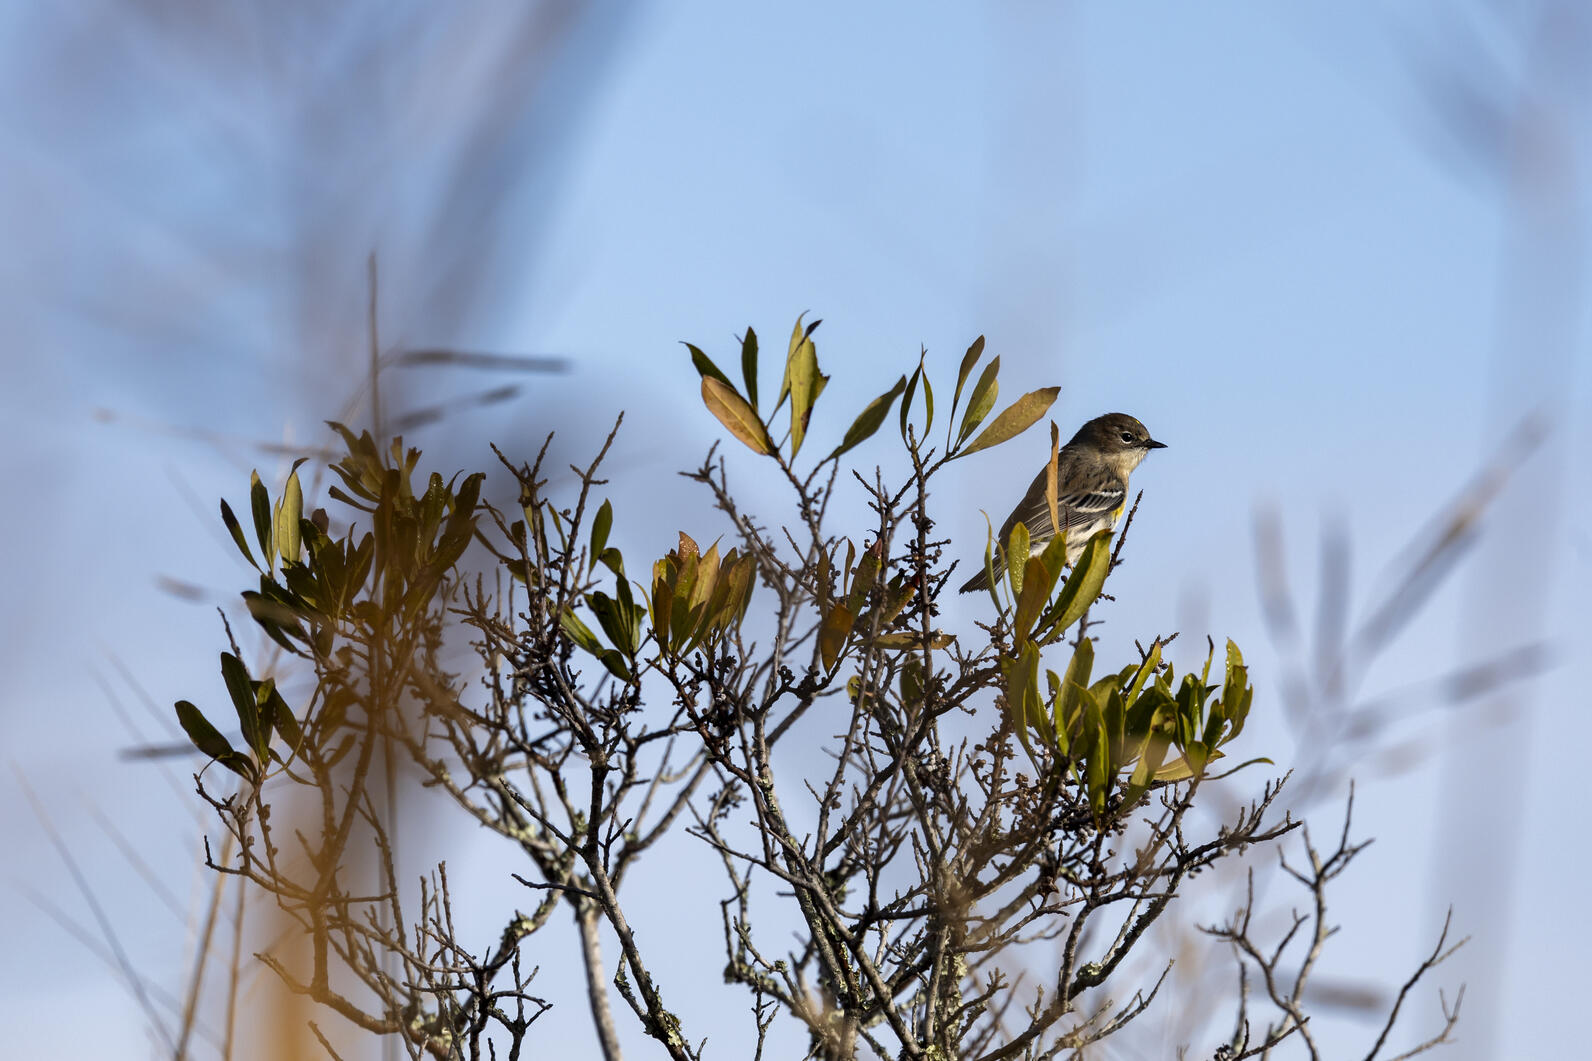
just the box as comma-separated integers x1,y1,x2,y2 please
959,412,1165,594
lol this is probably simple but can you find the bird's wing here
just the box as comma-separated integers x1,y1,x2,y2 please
1001,472,1125,545
1060,487,1126,529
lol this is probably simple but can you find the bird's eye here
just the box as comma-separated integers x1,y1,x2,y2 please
1118,431,1135,444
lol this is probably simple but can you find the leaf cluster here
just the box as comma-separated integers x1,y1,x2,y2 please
171,316,1453,1061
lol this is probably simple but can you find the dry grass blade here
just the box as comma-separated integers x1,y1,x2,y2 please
14,766,176,1052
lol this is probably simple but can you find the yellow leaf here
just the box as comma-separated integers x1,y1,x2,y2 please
873,630,955,651
788,335,821,456
774,313,820,415
959,387,1062,458
1153,747,1225,782
701,377,774,455
276,468,303,565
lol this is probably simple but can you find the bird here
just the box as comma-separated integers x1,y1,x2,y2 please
959,412,1165,594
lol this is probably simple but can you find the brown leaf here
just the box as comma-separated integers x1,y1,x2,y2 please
819,603,855,671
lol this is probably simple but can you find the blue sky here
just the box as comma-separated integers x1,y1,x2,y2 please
2,3,1587,1058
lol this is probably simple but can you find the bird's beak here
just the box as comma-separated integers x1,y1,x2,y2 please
1145,438,1167,449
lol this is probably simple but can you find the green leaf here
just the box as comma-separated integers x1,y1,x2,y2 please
1220,640,1254,744
1003,680,1036,764
174,700,236,763
217,752,258,781
1171,674,1201,749
1125,684,1174,742
276,464,305,566
271,685,304,752
326,483,375,513
1201,678,1231,750
773,314,821,416
899,355,923,442
431,474,483,577
1038,533,1111,640
1006,521,1031,598
250,471,272,567
740,327,759,410
828,375,908,462
219,499,261,570
348,533,375,595
956,356,1000,447
559,607,605,657
590,500,613,572
684,342,735,390
242,588,310,651
787,332,823,457
616,574,645,641
1012,554,1056,644
810,363,830,410
1153,752,1204,782
454,468,484,516
1002,642,1047,764
980,512,1002,611
1054,637,1094,743
1102,684,1127,764
589,590,640,656
1019,535,1070,642
1037,529,1070,586
1045,669,1068,756
1201,712,1228,754
921,370,934,436
1126,736,1172,795
1083,690,1110,816
1125,641,1163,708
701,377,775,455
1123,693,1173,806
948,335,985,435
596,649,631,682
220,653,262,760
958,386,1062,458
253,678,279,758
1208,755,1273,780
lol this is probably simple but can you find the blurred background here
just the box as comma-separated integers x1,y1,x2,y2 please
1,2,1587,1058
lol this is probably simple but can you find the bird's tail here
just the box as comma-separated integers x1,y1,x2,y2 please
959,555,1000,594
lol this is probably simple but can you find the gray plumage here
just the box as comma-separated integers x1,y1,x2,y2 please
959,412,1165,594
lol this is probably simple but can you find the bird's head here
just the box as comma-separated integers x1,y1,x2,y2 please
1072,413,1166,476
